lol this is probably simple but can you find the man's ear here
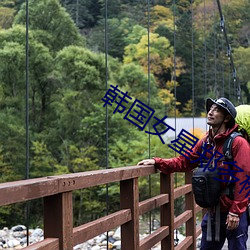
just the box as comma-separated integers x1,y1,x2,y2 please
224,114,232,123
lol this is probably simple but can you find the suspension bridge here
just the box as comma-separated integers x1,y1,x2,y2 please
0,0,248,249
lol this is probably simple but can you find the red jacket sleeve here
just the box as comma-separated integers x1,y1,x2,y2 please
229,136,250,215
153,139,203,174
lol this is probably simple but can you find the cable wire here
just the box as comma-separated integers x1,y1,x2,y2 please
191,0,195,132
25,0,30,245
215,0,242,104
104,0,109,248
204,0,207,99
173,0,179,245
213,0,217,96
147,0,152,234
173,0,176,137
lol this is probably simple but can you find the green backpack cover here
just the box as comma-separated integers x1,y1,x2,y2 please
235,105,250,139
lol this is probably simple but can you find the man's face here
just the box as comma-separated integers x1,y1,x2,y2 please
207,104,226,127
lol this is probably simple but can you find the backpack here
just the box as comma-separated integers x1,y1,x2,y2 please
235,105,250,141
191,132,240,208
191,132,241,242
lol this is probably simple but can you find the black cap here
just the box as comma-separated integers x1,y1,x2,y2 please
206,97,237,119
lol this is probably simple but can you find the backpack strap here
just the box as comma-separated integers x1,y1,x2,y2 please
206,204,221,242
223,131,242,161
222,131,242,199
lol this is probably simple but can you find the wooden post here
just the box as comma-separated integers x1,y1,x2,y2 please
185,171,196,250
161,173,174,250
120,178,139,250
44,192,73,250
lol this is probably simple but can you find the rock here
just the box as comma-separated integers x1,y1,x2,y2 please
175,230,185,243
113,240,121,249
107,231,114,237
11,226,26,232
100,240,108,246
87,238,94,245
20,237,27,245
73,243,87,249
14,245,23,249
0,230,7,238
12,231,25,238
30,228,43,238
0,225,187,249
113,227,120,240
108,236,116,243
91,245,101,250
7,239,20,247
95,234,106,243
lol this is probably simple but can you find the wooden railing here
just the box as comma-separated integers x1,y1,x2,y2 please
0,165,203,250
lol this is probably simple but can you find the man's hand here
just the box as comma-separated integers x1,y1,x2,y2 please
226,213,240,230
137,159,155,166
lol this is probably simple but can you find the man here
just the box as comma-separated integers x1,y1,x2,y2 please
138,97,250,250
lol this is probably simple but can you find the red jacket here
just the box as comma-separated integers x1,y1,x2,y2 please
154,124,250,216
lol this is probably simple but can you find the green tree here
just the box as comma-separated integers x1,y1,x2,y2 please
0,39,27,180
117,63,164,113
30,141,57,177
87,17,138,60
14,0,84,52
45,46,109,168
234,46,250,102
0,112,26,180
0,25,56,132
98,0,145,21
61,0,101,28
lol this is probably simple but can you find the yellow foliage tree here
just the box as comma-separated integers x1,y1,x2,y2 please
124,32,185,85
124,32,185,117
0,7,15,29
148,5,174,32
191,127,206,140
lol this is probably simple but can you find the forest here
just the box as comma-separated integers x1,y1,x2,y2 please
0,0,249,228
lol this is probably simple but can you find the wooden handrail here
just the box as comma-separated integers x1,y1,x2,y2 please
0,165,203,250
0,165,155,206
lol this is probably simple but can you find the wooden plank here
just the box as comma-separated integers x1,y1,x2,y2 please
195,204,203,213
174,184,192,199
174,236,193,250
161,173,174,250
120,178,140,250
22,238,59,250
139,226,169,250
139,194,169,215
185,172,196,250
58,165,156,192
196,225,202,237
0,177,59,206
174,210,192,229
73,209,131,245
44,192,73,250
